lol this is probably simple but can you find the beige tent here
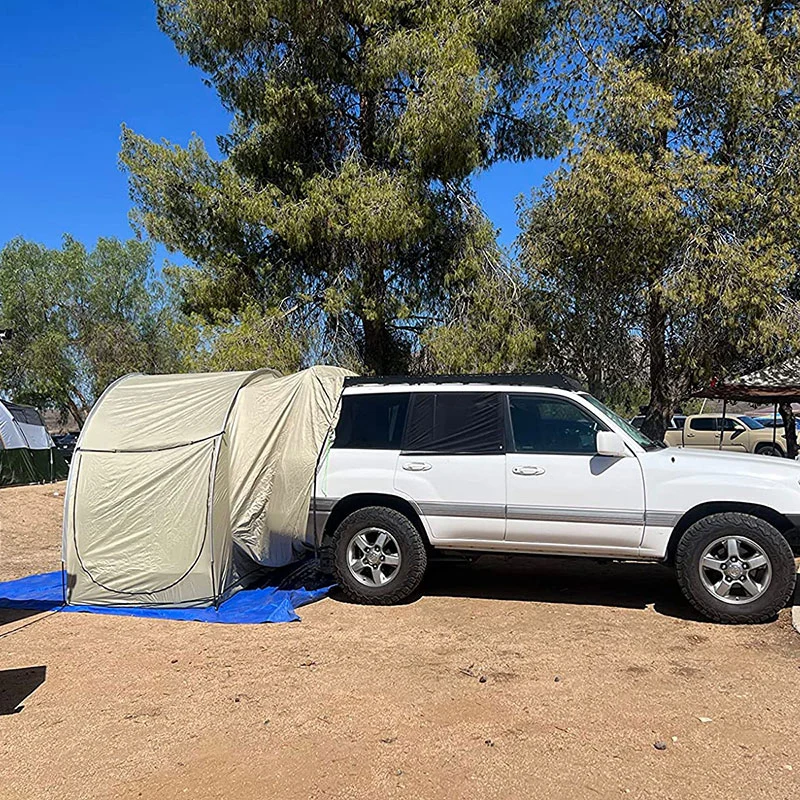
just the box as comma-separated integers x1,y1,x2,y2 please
63,366,349,608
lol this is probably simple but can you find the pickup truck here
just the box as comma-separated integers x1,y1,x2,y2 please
664,414,786,457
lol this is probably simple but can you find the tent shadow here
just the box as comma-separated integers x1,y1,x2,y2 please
0,608,51,628
0,665,47,715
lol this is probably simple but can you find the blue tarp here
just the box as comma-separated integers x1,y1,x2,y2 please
0,567,332,624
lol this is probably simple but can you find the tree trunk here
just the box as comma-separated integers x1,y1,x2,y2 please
641,289,672,442
65,395,87,428
354,34,394,376
586,365,603,399
362,315,391,375
779,402,797,459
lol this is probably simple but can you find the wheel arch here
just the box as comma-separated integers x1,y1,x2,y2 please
754,441,785,457
321,493,431,546
665,501,798,564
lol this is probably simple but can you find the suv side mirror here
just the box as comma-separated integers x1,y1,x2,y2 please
596,431,628,458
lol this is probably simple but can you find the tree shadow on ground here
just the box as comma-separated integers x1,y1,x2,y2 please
0,665,46,715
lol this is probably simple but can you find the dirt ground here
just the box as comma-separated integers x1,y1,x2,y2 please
1,482,798,800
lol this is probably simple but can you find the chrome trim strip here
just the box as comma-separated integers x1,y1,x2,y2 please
312,497,338,513
507,506,644,525
416,501,505,519
644,510,681,528
311,497,678,528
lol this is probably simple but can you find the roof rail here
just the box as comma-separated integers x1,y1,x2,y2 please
343,373,583,391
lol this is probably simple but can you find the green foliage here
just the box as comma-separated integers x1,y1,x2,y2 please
0,236,178,421
121,0,564,373
421,213,544,373
521,0,800,436
169,303,306,374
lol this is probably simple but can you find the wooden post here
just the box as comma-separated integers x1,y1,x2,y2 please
773,403,778,445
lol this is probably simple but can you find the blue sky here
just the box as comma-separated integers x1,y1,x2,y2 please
0,1,558,264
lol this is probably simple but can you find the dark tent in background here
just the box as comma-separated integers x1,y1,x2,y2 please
0,399,69,487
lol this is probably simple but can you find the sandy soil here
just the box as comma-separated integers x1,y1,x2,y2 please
1,481,798,800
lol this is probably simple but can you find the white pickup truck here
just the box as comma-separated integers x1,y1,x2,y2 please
315,375,799,624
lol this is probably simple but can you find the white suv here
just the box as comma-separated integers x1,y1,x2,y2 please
314,375,799,624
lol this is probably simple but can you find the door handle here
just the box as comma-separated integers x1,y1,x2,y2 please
512,466,545,476
402,461,432,472
686,432,695,437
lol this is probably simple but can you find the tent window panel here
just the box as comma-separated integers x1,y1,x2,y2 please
3,402,44,426
403,392,504,454
333,393,411,450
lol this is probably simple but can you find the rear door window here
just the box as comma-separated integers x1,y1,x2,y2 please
689,417,716,431
403,392,504,454
333,393,410,449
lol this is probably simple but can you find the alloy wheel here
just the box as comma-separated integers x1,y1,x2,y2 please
346,527,402,587
698,535,772,605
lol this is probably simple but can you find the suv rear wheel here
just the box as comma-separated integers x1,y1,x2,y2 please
675,512,796,624
332,506,428,604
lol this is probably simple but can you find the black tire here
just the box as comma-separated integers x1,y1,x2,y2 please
332,506,428,604
755,442,785,458
675,512,796,624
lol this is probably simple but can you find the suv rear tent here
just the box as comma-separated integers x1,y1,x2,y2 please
0,400,68,487
63,365,350,608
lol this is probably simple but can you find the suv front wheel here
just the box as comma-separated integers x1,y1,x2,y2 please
332,506,428,604
675,512,796,624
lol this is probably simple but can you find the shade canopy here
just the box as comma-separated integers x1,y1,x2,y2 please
697,357,800,402
63,366,350,608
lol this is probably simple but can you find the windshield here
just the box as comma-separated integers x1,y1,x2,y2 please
738,416,765,430
580,394,664,450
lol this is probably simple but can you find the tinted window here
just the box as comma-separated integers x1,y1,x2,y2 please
738,415,764,429
689,417,715,431
510,395,604,454
403,392,504,454
333,393,410,449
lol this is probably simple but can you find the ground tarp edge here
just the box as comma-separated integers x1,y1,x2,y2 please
0,567,332,624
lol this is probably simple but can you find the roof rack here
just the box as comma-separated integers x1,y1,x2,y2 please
343,373,583,391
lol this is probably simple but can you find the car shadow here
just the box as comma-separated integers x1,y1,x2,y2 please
329,553,713,621
0,665,47,715
420,555,709,622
